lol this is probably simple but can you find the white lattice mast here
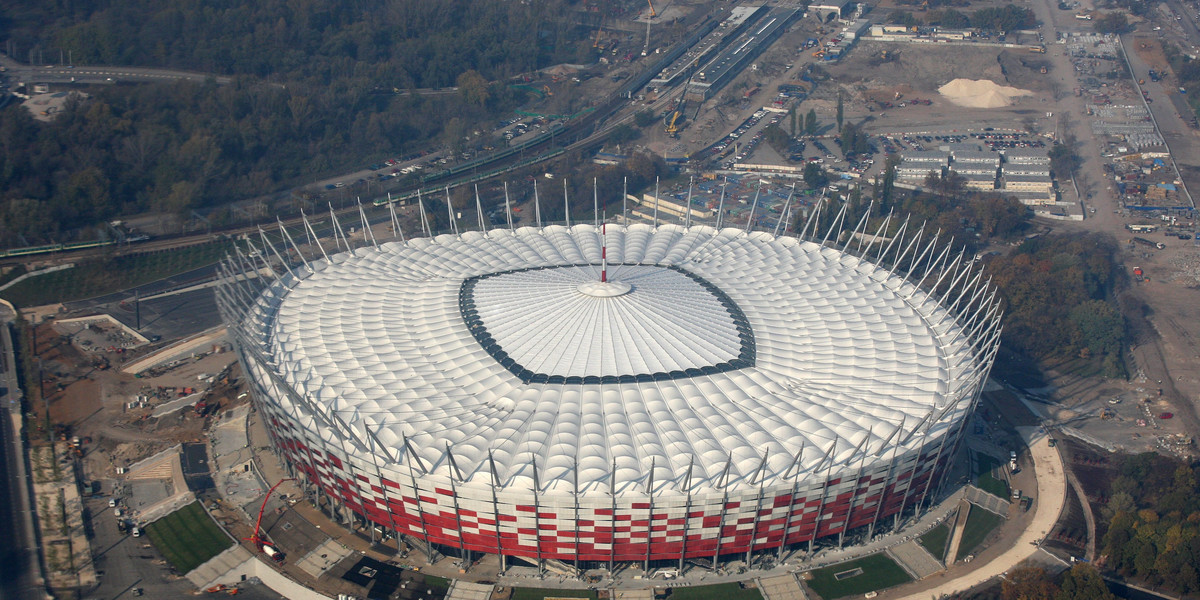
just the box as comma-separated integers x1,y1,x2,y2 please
652,176,660,228
684,176,694,229
745,179,763,233
416,190,431,238
387,200,405,243
475,184,487,233
716,176,728,229
563,178,571,228
773,182,796,237
357,198,378,249
534,180,542,227
504,182,514,231
445,186,459,236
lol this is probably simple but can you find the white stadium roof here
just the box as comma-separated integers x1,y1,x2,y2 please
257,224,986,498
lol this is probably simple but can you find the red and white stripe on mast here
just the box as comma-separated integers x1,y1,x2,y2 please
601,223,608,283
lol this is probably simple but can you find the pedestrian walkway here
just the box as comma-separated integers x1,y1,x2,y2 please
965,485,1010,516
185,545,254,589
943,498,972,565
447,580,496,600
758,573,808,600
886,541,942,579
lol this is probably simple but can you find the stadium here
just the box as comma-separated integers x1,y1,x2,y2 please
216,207,1002,571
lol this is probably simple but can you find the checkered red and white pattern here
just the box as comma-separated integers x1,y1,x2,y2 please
250,389,960,562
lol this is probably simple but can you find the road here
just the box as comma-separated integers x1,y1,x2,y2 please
0,55,231,85
892,427,1067,600
0,301,47,600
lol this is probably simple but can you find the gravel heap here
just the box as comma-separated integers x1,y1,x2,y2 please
1168,251,1200,286
938,78,1033,108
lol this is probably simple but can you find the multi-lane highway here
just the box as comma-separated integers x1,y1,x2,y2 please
0,55,231,85
0,302,45,600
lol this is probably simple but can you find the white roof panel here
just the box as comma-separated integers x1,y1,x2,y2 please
259,224,985,497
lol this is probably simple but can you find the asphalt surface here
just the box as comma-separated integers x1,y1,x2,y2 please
0,305,46,600
0,55,231,85
86,486,285,599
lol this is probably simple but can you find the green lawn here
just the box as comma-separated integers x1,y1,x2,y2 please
511,589,598,600
805,554,913,599
0,240,234,307
956,506,1004,561
977,472,1010,499
671,583,764,600
144,501,233,573
918,523,950,562
423,575,451,593
975,454,1010,500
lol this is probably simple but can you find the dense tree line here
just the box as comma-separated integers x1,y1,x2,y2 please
4,0,589,88
0,0,597,246
886,5,1036,31
0,78,526,246
998,565,1116,600
1101,453,1200,593
1164,42,1200,119
984,233,1126,377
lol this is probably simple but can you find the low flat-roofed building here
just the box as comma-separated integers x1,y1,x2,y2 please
637,194,714,219
1003,164,1051,177
1002,148,1051,164
950,164,999,176
1003,173,1054,193
956,172,997,191
951,150,1001,167
901,150,950,165
1001,189,1056,205
897,164,942,181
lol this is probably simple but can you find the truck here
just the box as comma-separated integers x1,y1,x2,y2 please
1132,237,1165,249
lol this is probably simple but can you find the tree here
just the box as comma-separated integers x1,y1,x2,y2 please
927,8,972,28
609,124,638,145
1048,142,1080,179
1056,564,1116,600
1068,300,1123,361
456,70,491,107
803,162,829,189
804,108,818,135
1002,567,1059,600
1093,12,1132,34
836,90,844,130
763,124,791,153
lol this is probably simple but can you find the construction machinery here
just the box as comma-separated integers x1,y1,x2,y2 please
646,0,657,18
244,478,295,562
665,75,692,138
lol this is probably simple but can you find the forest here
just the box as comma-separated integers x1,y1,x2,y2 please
1101,453,1200,594
0,0,598,246
984,234,1126,378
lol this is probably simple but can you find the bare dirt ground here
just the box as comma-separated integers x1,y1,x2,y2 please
24,315,241,479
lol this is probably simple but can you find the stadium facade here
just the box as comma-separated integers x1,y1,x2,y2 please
216,208,1001,569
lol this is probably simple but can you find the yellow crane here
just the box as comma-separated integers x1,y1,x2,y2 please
646,0,657,18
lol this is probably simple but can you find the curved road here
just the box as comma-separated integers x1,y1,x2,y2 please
893,426,1067,600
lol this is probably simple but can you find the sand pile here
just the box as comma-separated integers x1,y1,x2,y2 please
937,78,1033,108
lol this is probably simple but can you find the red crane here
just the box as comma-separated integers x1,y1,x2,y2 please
244,478,295,561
